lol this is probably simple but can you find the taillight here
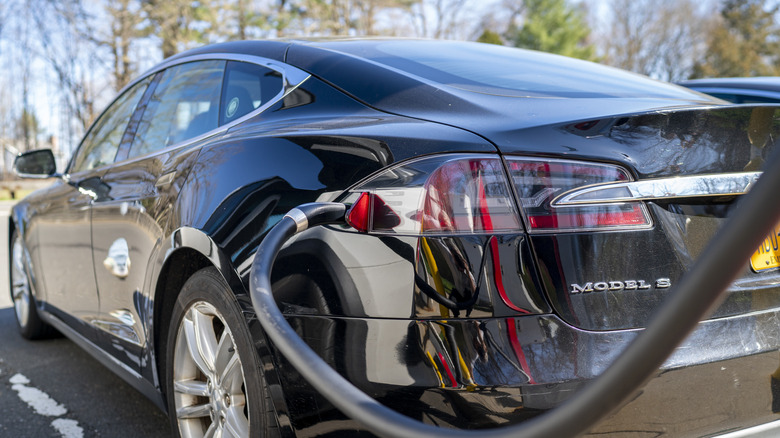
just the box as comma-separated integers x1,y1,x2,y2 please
344,155,521,235
343,154,650,235
506,158,651,232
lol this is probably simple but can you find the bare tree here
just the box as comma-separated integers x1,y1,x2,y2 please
408,0,471,39
105,0,144,90
693,0,780,78
30,1,103,131
143,0,218,58
599,0,716,81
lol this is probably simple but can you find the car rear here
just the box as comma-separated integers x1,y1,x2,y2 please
273,40,780,435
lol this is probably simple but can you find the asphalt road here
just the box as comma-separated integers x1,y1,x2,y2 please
0,202,171,437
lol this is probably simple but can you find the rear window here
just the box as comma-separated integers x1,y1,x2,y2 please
342,40,703,99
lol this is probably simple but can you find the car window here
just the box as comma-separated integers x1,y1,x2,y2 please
128,60,225,159
219,61,284,126
70,76,152,173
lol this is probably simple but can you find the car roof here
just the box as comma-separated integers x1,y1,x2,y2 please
286,39,699,98
163,40,293,63
162,39,720,131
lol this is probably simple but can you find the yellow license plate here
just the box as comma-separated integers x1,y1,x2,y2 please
751,223,780,272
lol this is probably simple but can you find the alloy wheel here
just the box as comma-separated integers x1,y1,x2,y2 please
173,301,250,438
11,236,31,328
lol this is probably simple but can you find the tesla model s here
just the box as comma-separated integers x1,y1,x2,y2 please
10,39,780,437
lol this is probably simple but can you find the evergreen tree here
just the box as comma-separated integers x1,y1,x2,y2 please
477,29,503,45
506,0,596,60
692,0,780,78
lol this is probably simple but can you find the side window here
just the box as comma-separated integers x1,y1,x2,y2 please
70,76,151,173
128,60,225,159
220,61,284,126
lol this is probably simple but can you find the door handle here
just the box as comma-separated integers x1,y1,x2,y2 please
103,238,131,279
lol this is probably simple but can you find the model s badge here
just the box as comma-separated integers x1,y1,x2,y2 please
570,278,671,294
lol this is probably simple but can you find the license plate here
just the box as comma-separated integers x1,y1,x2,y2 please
751,223,780,272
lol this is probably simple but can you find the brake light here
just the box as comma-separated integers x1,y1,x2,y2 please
343,154,650,235
344,155,521,235
506,158,650,232
345,192,401,233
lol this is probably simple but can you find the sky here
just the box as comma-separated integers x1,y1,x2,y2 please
1,0,614,158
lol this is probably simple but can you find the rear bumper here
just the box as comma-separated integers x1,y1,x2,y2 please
272,306,780,436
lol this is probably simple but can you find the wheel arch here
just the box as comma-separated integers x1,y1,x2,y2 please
151,227,240,395
150,226,293,434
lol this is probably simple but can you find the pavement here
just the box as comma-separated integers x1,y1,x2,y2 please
0,199,170,437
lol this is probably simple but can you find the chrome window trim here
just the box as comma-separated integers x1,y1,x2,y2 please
552,171,762,206
67,52,311,178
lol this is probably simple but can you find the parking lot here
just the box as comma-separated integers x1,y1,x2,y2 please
0,202,170,437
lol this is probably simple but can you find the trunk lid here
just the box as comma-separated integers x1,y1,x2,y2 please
498,105,780,330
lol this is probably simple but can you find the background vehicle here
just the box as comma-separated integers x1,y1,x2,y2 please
10,39,780,437
680,77,780,103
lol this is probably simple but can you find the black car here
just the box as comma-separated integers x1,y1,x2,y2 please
680,76,780,103
10,39,780,437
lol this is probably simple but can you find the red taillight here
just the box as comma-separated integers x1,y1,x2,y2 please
346,192,401,233
344,155,522,235
346,192,372,233
343,154,649,235
421,159,521,233
506,158,651,232
527,205,648,229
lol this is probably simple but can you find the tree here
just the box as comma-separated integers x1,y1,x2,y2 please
106,0,144,90
29,0,101,131
17,109,41,151
407,0,472,39
284,0,416,37
600,0,715,81
477,29,503,45
692,0,780,78
142,0,217,58
506,0,596,60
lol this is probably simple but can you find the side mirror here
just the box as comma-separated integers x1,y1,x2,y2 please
14,149,57,178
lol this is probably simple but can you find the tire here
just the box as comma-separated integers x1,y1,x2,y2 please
10,230,53,339
166,267,278,437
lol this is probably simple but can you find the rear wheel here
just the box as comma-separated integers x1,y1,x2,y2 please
166,267,278,437
10,230,52,339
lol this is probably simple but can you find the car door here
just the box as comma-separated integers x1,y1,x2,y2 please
89,60,228,372
28,76,152,340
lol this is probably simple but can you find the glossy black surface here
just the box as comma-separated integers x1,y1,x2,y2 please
9,40,780,436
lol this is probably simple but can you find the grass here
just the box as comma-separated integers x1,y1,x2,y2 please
0,189,34,201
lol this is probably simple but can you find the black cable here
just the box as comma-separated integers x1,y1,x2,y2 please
250,143,780,437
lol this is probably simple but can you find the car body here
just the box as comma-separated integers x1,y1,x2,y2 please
680,77,780,103
9,39,780,437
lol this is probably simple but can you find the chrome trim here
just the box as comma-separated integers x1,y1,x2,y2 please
67,52,311,178
285,208,309,233
552,172,761,206
130,52,310,99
